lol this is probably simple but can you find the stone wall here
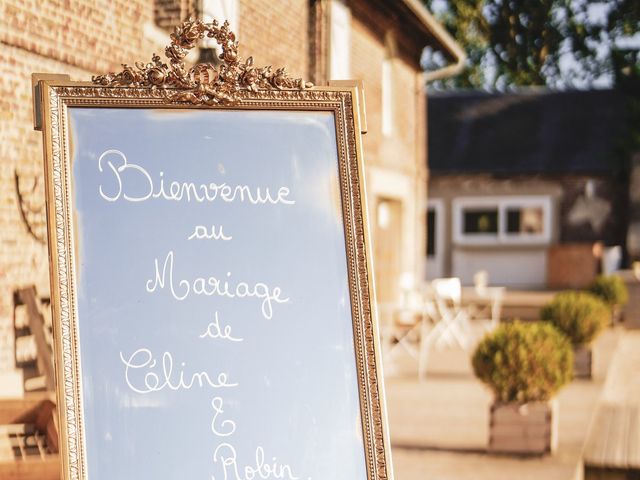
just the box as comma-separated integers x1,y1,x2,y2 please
559,176,628,248
627,153,640,261
428,174,628,287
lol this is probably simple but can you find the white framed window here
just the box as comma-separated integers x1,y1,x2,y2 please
381,32,396,137
201,0,239,49
452,196,552,246
427,199,444,258
329,0,351,80
426,198,445,280
381,57,394,136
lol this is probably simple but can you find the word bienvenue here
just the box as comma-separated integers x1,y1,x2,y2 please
97,149,295,206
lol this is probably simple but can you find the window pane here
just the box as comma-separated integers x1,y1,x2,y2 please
201,0,239,48
463,209,498,234
427,209,436,256
382,59,393,136
506,206,544,234
329,0,351,79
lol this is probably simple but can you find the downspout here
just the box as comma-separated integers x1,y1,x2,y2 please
399,0,466,282
423,52,466,83
420,10,466,82
402,0,467,83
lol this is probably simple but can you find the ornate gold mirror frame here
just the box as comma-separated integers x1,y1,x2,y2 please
34,19,391,480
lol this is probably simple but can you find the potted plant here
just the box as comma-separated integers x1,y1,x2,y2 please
540,291,609,379
472,321,573,455
587,274,629,324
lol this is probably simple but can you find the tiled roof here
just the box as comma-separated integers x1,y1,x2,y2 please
428,89,629,174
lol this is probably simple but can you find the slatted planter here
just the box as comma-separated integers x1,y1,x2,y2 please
489,400,558,455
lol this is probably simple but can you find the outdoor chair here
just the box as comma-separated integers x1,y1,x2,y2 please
464,271,505,333
378,299,432,379
422,277,474,351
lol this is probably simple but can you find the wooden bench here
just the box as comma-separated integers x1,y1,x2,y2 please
584,332,640,479
0,287,59,479
0,393,59,480
13,287,55,393
584,404,640,478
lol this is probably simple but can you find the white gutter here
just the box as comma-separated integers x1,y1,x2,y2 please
401,0,467,82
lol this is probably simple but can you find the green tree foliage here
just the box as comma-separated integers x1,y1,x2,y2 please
605,0,640,42
472,321,573,403
423,0,639,89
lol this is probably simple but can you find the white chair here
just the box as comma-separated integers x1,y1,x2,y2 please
423,278,473,351
378,299,431,379
467,271,504,333
476,287,504,332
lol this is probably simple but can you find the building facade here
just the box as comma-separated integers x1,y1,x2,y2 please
426,89,631,289
0,0,461,475
0,0,461,360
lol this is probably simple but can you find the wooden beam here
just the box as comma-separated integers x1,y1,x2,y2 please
0,395,55,425
16,288,55,392
0,456,59,480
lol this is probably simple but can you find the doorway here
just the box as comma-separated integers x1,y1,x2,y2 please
426,198,445,279
374,197,403,303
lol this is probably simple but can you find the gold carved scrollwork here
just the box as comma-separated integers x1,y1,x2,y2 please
92,19,313,105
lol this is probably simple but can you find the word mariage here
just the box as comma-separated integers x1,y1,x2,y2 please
97,149,296,205
146,251,289,320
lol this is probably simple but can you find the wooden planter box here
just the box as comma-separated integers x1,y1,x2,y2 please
489,400,558,455
574,345,593,379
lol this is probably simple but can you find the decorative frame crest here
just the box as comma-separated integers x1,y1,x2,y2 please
92,18,313,105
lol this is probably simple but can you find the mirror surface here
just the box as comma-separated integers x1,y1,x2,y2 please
68,107,367,479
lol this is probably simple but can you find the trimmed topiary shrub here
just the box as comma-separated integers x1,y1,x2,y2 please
588,275,629,308
540,291,609,346
472,321,573,403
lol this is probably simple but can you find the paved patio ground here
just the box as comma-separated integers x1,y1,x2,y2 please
384,326,621,480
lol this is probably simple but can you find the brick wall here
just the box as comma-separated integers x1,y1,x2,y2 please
149,0,311,88
559,176,628,247
0,46,74,371
350,3,427,286
155,0,192,29
0,1,158,74
350,10,424,174
0,0,433,370
238,0,309,82
0,1,160,371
